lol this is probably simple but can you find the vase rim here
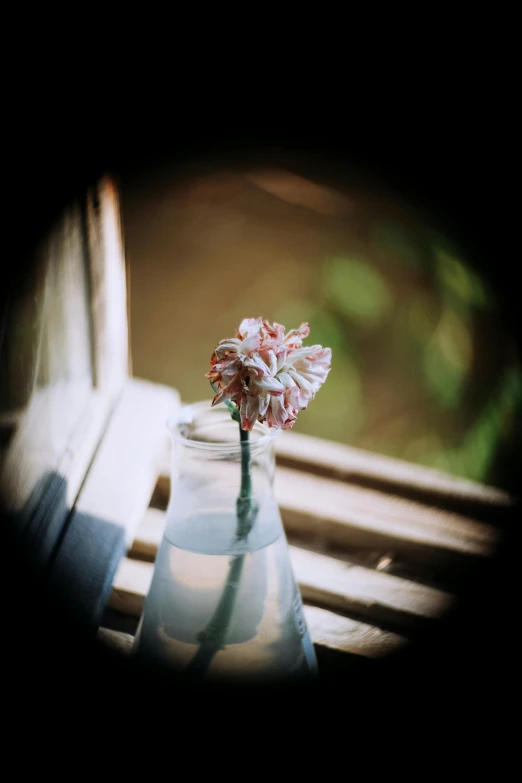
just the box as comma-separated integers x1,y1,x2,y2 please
166,399,282,451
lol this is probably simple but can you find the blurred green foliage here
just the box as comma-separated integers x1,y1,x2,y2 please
434,245,491,312
261,239,519,488
124,178,521,491
322,257,392,327
306,237,518,487
423,309,473,409
424,365,522,481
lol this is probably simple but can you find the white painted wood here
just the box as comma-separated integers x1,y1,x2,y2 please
71,378,179,549
1,177,131,556
0,387,109,517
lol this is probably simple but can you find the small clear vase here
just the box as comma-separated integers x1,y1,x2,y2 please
132,400,318,683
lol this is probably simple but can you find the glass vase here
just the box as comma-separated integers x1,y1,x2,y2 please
131,400,318,683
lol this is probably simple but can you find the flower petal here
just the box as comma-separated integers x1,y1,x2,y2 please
240,331,262,356
207,318,331,431
282,322,310,350
266,394,287,428
240,390,262,430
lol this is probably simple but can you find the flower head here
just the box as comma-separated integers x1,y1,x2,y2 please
206,317,331,431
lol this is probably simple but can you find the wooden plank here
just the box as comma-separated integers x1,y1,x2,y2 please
129,506,166,559
107,557,407,658
70,378,179,549
98,608,406,660
275,467,499,560
97,627,134,655
275,430,515,519
110,556,153,616
289,546,453,627
151,462,499,563
129,507,454,630
303,605,406,658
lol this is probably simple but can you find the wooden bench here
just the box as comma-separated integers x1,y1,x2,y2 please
95,377,514,671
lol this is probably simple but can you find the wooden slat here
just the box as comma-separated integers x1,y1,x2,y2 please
98,608,407,660
106,557,407,659
103,398,506,665
275,430,515,518
110,557,153,616
275,467,499,560
151,462,499,563
130,506,166,559
289,546,453,626
302,606,406,658
97,627,134,655
70,378,179,549
129,507,454,630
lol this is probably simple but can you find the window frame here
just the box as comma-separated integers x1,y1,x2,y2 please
0,176,130,564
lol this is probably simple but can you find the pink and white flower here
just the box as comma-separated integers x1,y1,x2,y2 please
206,317,331,431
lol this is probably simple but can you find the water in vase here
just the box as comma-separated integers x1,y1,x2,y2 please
132,501,317,682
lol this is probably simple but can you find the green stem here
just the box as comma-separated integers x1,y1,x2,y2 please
239,424,251,498
236,425,258,539
187,390,258,678
186,554,246,676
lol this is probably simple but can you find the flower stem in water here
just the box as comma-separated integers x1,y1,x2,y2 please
186,415,256,678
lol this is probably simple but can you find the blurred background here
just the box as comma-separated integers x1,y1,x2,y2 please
2,160,520,504
120,164,522,491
